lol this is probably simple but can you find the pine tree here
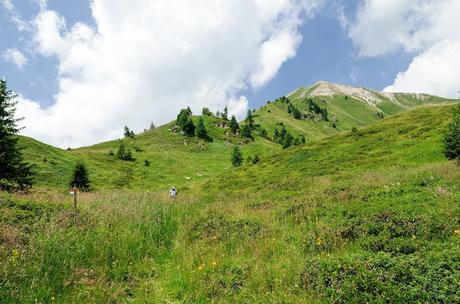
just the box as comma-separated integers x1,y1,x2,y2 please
245,109,255,130
229,115,239,135
282,132,294,149
273,128,280,142
252,154,260,164
231,145,243,167
444,105,460,162
183,117,196,136
202,107,212,116
0,79,34,190
116,142,126,160
176,109,191,128
149,122,155,130
124,125,134,138
69,162,91,192
222,106,228,121
196,117,210,140
241,124,252,139
259,128,268,138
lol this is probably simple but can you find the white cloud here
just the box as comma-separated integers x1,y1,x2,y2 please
2,48,28,69
384,40,460,97
227,96,249,120
1,0,13,10
349,0,460,98
16,0,322,148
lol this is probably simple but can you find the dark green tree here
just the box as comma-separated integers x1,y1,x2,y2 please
259,128,268,138
241,124,252,139
229,115,239,135
274,128,280,142
245,109,255,130
444,105,460,162
182,117,196,136
149,122,155,130
222,106,228,121
0,79,34,190
282,132,294,149
252,154,260,164
116,142,135,161
69,162,91,191
202,107,212,116
196,117,210,140
176,109,191,128
231,145,243,167
124,125,134,138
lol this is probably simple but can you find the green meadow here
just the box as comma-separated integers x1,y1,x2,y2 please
1,90,460,302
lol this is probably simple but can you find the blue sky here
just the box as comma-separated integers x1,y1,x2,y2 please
1,0,459,147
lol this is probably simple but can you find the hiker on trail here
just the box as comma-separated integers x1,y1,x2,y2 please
169,187,177,198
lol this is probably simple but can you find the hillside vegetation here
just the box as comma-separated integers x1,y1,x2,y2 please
2,104,459,303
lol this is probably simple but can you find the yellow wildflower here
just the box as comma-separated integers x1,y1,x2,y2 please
315,237,322,246
411,235,417,240
198,264,205,271
211,261,217,267
454,229,460,235
12,249,20,257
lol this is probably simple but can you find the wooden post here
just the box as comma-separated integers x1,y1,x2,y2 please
73,187,78,211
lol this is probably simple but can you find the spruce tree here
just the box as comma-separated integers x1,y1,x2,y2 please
176,109,191,128
196,117,210,140
282,132,293,149
0,79,34,190
149,122,155,130
183,117,196,136
222,106,228,121
116,142,126,160
69,162,91,192
124,125,134,138
229,115,239,135
245,109,255,130
241,124,252,139
231,145,243,167
444,105,460,162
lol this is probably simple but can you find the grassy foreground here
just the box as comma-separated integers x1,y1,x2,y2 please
1,105,460,303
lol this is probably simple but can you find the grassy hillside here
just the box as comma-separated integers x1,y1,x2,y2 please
254,82,457,141
2,104,459,303
20,114,279,191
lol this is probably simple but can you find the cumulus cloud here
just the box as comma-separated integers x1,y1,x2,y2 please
15,0,322,148
2,48,28,69
349,0,460,98
384,40,460,97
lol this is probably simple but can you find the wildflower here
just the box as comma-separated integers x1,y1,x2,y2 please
212,236,217,240
455,229,460,235
12,249,20,257
211,261,217,267
411,235,417,240
315,237,322,246
198,264,205,271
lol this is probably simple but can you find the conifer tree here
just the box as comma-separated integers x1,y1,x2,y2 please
116,142,126,160
252,154,260,164
259,128,268,138
229,115,239,135
282,132,294,149
245,109,255,130
299,135,306,144
183,117,196,136
69,162,91,191
176,109,191,128
149,122,155,130
444,105,460,163
196,117,210,140
231,145,243,167
0,79,34,190
202,107,212,116
222,106,228,121
241,124,252,139
124,125,134,138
